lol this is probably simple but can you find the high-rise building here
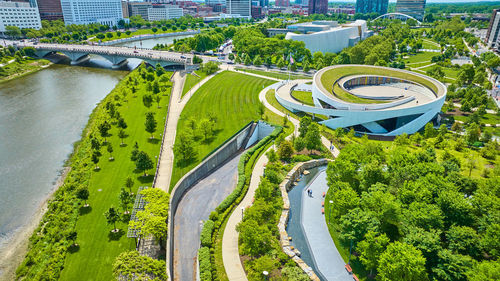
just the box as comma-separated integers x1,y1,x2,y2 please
275,0,289,7
128,2,152,20
486,9,500,49
60,0,123,26
147,4,183,21
226,0,250,18
308,0,326,15
206,0,225,7
396,0,425,21
121,0,129,18
0,1,41,32
35,0,64,20
355,0,388,15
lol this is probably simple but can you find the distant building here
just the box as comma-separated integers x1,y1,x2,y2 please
148,5,183,20
0,1,41,32
329,6,355,15
251,5,263,18
486,9,500,49
284,20,372,54
61,0,123,26
308,0,326,15
396,0,425,21
121,0,129,18
206,0,225,7
226,0,250,18
36,0,64,20
355,0,388,15
275,0,289,7
128,2,152,20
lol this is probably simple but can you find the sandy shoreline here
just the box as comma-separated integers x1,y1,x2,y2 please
0,167,70,281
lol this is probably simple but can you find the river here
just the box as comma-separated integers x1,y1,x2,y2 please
0,63,127,252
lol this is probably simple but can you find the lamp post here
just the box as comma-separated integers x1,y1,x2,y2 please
328,200,333,225
241,207,244,220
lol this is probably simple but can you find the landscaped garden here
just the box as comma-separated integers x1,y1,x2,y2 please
181,70,208,98
16,64,172,281
236,68,312,80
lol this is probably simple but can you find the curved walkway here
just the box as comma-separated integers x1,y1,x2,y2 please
222,80,339,281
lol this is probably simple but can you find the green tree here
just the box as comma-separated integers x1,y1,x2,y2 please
424,123,436,138
104,207,120,232
98,121,111,143
457,64,475,85
447,225,482,258
5,26,21,37
465,123,481,144
113,251,167,281
142,94,153,108
299,116,312,137
145,112,157,139
107,143,113,160
67,231,78,247
118,118,127,129
378,242,427,281
278,140,294,160
253,55,262,66
76,188,90,207
466,260,500,281
199,119,214,141
237,219,273,257
305,122,321,152
135,151,154,176
302,60,310,72
339,208,380,245
358,231,390,276
91,151,100,169
119,187,133,214
244,54,252,65
174,132,196,162
118,129,126,145
125,176,134,193
330,184,359,219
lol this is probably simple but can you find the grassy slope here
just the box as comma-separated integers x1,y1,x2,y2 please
320,66,439,104
59,70,171,281
90,28,181,42
237,68,312,80
404,51,437,64
170,71,274,190
291,90,315,106
0,58,51,82
181,70,208,98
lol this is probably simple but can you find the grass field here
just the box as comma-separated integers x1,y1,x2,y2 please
170,71,274,190
452,113,500,125
90,28,183,42
404,51,437,64
0,58,51,82
59,69,171,281
422,39,441,50
291,90,314,106
236,68,312,80
320,66,440,104
181,70,208,98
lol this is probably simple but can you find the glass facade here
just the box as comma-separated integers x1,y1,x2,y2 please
396,0,426,21
355,0,388,15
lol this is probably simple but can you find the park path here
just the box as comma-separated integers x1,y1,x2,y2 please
154,70,219,192
222,81,339,281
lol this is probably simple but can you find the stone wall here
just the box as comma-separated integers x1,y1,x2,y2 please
277,159,330,281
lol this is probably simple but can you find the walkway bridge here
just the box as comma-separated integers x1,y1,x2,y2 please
28,43,193,69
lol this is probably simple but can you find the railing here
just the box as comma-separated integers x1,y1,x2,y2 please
152,71,175,188
99,30,200,46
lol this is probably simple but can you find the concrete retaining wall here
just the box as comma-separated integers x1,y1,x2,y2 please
277,159,330,281
100,30,200,46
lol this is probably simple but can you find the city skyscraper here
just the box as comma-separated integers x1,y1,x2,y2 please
61,0,123,26
486,9,500,49
308,0,327,15
275,0,289,7
355,0,388,15
36,0,64,20
396,0,426,21
226,0,251,18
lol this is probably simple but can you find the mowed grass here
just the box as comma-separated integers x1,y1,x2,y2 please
422,39,441,50
170,71,274,190
59,70,171,281
404,51,437,64
291,90,314,106
181,70,208,98
236,68,312,80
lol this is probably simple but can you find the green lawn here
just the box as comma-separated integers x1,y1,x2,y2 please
452,113,500,125
91,28,183,42
421,39,441,50
0,58,51,82
320,66,439,104
404,51,437,64
236,68,312,80
291,90,314,106
59,69,172,281
418,65,460,79
170,71,274,190
181,70,208,98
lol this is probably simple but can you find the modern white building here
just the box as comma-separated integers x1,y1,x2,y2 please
206,0,226,6
0,1,41,33
284,20,372,54
486,9,500,49
61,0,123,26
147,5,183,21
226,0,251,19
275,65,446,136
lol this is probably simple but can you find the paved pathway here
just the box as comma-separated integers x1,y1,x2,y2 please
174,154,242,281
302,170,352,281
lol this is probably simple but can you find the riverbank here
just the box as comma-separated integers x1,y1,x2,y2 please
0,58,52,83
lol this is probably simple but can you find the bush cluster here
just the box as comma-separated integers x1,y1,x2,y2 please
200,219,215,247
198,247,212,281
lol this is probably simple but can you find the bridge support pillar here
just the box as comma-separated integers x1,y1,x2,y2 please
70,54,90,65
112,59,128,69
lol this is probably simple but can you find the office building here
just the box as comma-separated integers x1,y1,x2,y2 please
396,0,425,21
128,2,152,19
206,0,225,7
35,0,64,20
226,0,250,18
486,9,500,49
61,0,123,26
355,0,388,15
285,20,372,53
148,5,183,21
121,0,129,18
0,1,41,32
275,0,289,7
308,0,326,14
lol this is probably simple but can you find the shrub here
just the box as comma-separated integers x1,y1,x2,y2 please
198,247,212,281
200,220,215,247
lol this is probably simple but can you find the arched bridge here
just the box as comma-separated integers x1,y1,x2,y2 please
27,43,193,69
373,13,422,25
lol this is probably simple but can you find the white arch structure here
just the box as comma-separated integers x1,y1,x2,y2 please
373,13,422,25
275,65,446,136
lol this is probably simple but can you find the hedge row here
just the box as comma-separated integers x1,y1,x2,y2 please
198,247,212,281
197,124,283,281
200,219,215,247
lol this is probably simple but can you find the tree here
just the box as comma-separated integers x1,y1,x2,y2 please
145,112,157,139
278,140,294,160
125,176,134,193
466,260,500,281
253,55,262,66
244,54,252,65
465,123,481,144
424,123,436,138
135,151,154,176
237,219,274,256
118,118,127,129
113,251,167,281
339,208,380,245
128,189,169,243
5,26,21,38
98,121,111,143
258,102,265,118
119,188,133,214
104,207,120,232
358,231,390,276
199,118,214,142
302,60,310,72
118,129,126,145
155,95,161,108
67,231,78,247
299,116,312,137
330,185,359,219
76,188,90,207
457,64,475,85
107,143,114,160
378,242,427,281
174,132,196,162
92,151,100,169
142,94,153,108
447,225,482,258
305,123,322,153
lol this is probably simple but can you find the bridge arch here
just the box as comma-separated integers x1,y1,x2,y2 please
373,13,422,25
